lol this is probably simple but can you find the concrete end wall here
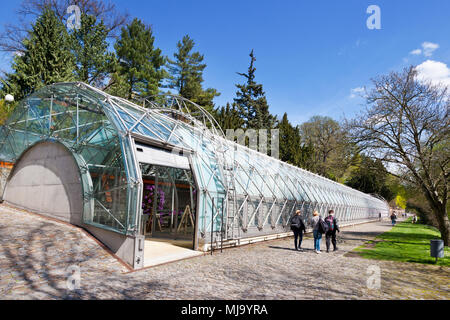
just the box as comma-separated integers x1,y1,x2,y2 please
0,166,12,198
3,141,139,268
3,141,83,226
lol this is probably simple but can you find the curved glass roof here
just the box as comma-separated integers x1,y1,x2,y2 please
0,82,389,237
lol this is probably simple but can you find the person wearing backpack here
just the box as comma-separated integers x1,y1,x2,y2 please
289,210,306,251
324,209,340,252
311,210,327,254
390,212,397,226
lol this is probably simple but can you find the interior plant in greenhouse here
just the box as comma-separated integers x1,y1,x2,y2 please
142,184,166,232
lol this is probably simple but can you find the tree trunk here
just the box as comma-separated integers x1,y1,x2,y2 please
434,207,450,247
419,183,449,246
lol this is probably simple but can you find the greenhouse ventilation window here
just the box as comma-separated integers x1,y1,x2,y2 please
135,143,191,170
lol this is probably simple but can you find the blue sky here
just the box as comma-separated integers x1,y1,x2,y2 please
1,0,449,125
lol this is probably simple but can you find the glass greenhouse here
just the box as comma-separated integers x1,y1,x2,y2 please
0,82,389,268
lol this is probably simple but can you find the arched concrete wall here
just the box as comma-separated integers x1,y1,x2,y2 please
3,140,142,268
3,141,83,226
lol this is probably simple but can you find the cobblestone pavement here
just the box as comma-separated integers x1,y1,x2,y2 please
1,205,449,300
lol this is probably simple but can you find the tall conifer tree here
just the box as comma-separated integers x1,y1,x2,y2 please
278,113,301,165
215,103,244,131
70,14,115,86
1,7,75,100
110,18,166,100
167,35,219,113
234,50,275,129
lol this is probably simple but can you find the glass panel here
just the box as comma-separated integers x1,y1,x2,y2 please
0,83,134,235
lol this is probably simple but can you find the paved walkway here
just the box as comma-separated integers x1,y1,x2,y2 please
143,240,203,267
0,204,449,299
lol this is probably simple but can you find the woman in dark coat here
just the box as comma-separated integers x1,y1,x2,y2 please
289,210,306,251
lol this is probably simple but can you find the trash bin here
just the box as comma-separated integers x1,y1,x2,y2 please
430,239,444,259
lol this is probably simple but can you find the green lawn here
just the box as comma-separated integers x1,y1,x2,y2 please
354,219,450,267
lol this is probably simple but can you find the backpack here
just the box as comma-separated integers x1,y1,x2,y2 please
318,217,329,234
290,215,302,229
325,216,335,231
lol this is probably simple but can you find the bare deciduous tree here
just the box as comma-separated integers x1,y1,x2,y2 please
300,115,354,179
348,66,449,245
0,0,129,54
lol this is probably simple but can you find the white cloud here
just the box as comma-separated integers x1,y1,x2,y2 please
422,42,439,57
409,42,439,57
416,60,450,88
350,87,365,98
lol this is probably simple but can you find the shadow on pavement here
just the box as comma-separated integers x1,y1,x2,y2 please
268,245,315,252
0,217,167,299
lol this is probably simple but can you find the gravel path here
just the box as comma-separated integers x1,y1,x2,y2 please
0,204,448,300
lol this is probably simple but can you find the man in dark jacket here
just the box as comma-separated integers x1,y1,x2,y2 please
289,210,306,251
324,209,340,252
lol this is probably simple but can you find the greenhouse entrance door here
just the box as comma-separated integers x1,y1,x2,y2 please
136,143,197,250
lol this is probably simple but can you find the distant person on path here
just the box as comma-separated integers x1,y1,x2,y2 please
289,210,306,251
390,212,397,226
311,210,325,254
412,215,417,224
324,210,340,252
378,212,382,221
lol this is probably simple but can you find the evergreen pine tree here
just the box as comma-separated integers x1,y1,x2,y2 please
298,140,316,171
110,18,166,100
215,103,244,131
167,35,219,113
345,155,392,199
277,113,301,165
70,14,115,86
0,99,14,125
1,7,75,100
234,50,276,129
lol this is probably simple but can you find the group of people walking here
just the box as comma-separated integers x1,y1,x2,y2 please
290,209,416,253
390,211,416,225
289,209,340,254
